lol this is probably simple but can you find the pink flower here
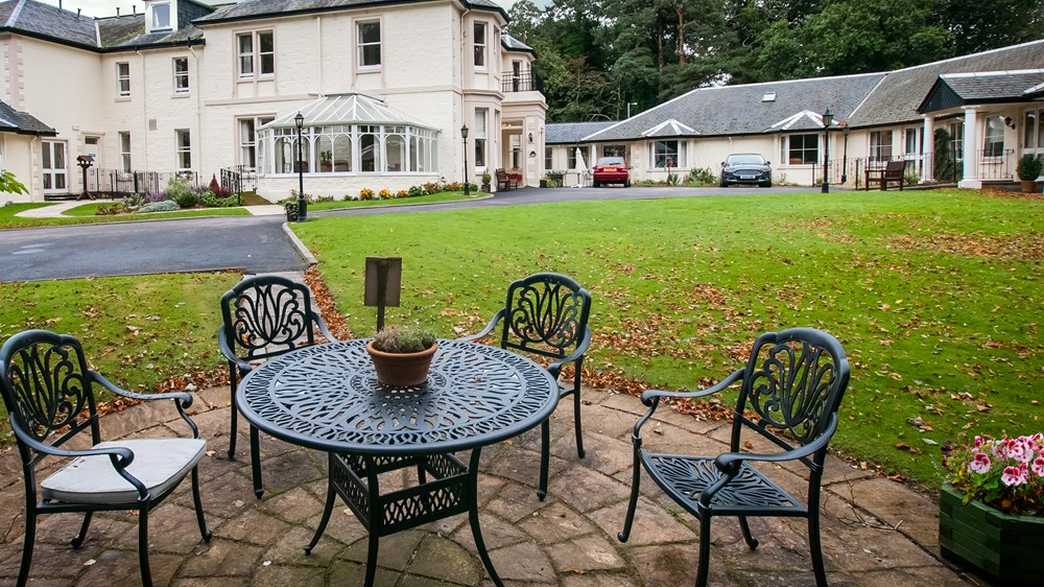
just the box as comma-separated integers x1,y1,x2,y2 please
968,452,992,474
1033,457,1044,478
1008,439,1034,464
974,435,985,448
1032,433,1044,450
993,439,1010,459
1001,464,1028,487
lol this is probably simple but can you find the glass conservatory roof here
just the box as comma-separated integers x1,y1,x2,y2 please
261,93,437,131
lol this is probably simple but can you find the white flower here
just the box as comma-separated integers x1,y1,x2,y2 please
1032,456,1044,478
968,451,992,474
1001,464,1028,487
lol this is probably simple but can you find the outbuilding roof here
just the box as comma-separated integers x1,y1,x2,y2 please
545,121,618,145
501,33,534,54
196,0,507,25
0,99,56,136
584,72,884,142
261,93,438,130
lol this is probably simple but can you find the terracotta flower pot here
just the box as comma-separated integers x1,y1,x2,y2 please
1020,179,1039,194
366,341,437,387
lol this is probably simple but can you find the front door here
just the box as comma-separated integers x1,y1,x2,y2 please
41,140,68,195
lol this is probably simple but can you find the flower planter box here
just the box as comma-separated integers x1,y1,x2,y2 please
939,483,1044,583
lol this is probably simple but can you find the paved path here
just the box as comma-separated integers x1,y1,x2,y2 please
0,386,975,586
13,200,117,218
246,205,287,216
0,216,306,282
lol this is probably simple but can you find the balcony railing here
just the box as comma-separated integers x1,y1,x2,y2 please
502,72,543,93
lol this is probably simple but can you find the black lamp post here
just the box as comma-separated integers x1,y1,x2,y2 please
840,121,850,184
821,108,833,194
295,112,307,220
461,124,470,196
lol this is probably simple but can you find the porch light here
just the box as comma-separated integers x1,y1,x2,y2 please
460,125,469,140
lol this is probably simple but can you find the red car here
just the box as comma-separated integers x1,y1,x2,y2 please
592,156,630,187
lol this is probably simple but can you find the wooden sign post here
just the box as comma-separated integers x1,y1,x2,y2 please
364,257,402,332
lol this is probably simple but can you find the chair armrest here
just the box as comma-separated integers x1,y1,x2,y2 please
90,372,200,439
712,413,839,474
548,327,591,379
640,368,745,407
312,311,338,343
456,309,506,343
9,415,149,501
217,327,253,373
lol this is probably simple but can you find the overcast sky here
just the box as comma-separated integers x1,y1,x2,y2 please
40,0,520,19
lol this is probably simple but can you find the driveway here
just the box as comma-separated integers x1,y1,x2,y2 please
0,215,306,282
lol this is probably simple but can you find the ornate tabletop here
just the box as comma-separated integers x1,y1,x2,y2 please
237,339,559,456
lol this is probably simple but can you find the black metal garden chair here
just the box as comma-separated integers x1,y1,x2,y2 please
618,327,850,587
217,274,335,497
459,272,592,500
0,330,212,587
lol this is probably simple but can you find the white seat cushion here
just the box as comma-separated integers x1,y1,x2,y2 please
41,438,205,505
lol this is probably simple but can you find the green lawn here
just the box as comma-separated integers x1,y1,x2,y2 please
307,191,490,212
294,189,1044,485
0,273,239,422
0,202,248,230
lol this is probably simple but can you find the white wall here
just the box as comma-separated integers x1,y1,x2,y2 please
0,134,36,203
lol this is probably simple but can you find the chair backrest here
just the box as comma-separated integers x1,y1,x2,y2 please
498,273,592,360
885,160,907,177
0,330,100,463
220,275,319,362
729,328,850,466
496,169,508,180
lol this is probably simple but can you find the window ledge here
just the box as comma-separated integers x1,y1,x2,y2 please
356,66,383,74
115,96,131,102
171,92,191,99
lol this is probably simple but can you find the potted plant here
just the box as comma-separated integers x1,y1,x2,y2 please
481,172,492,192
940,432,1044,583
1017,154,1042,194
366,326,438,387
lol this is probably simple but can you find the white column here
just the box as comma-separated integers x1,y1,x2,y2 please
922,115,934,182
959,107,980,188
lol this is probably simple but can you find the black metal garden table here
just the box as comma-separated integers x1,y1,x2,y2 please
236,338,559,586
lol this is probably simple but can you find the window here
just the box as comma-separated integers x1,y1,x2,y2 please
983,115,1005,157
360,125,379,172
545,146,553,170
172,57,189,93
357,21,381,68
259,123,438,175
151,2,171,31
175,129,191,170
258,32,274,75
473,21,487,68
653,140,683,168
511,134,521,169
385,128,407,172
948,121,964,162
869,130,892,162
603,144,626,160
474,108,488,168
237,33,254,77
239,117,274,170
116,62,130,97
119,132,131,172
904,128,918,156
787,134,819,165
41,141,67,193
1025,110,1037,150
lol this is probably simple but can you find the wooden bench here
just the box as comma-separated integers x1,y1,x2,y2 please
865,159,907,191
496,168,519,191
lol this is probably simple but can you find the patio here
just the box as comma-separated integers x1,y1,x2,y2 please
0,384,969,586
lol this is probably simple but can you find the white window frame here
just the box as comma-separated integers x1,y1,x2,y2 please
903,127,918,157
983,115,1005,158
473,20,488,70
783,134,819,165
651,140,683,169
356,19,382,71
116,62,131,97
175,129,192,171
257,31,274,76
239,116,274,171
869,130,893,162
545,146,553,171
172,57,190,94
149,1,172,32
237,33,254,78
237,31,274,79
119,131,132,173
474,108,488,168
41,140,68,194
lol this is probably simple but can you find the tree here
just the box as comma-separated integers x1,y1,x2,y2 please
0,170,28,195
507,0,542,43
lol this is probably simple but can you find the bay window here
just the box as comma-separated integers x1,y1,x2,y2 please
258,124,439,175
474,21,487,68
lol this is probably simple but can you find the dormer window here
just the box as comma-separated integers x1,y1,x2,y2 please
150,1,172,32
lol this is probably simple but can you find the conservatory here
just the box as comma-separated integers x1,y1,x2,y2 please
255,93,442,200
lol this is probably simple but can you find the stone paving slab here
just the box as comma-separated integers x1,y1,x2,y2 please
0,388,978,586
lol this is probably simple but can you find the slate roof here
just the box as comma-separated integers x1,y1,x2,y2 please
849,39,1044,128
0,99,56,135
546,121,618,144
940,69,1044,101
0,0,205,51
585,73,884,142
196,0,507,24
501,33,533,53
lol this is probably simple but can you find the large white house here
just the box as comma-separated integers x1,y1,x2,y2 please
0,0,548,202
547,40,1044,189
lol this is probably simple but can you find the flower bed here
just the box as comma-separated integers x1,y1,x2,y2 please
95,175,240,216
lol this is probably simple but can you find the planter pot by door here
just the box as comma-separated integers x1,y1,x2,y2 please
939,484,1044,583
1020,179,1039,194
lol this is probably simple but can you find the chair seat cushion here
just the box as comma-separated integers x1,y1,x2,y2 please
41,438,205,505
644,453,804,515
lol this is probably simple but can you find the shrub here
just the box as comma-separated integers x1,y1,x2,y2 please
359,187,375,200
408,186,425,198
139,200,179,213
422,182,440,195
315,194,335,203
143,191,167,203
481,172,491,185
166,177,199,208
123,193,145,210
944,433,1044,516
378,188,392,199
396,190,409,198
95,202,128,216
208,175,230,197
372,325,436,354
666,172,680,186
687,167,717,186
1017,154,1042,181
200,191,239,208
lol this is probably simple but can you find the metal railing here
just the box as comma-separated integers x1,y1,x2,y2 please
502,71,543,93
975,148,1015,181
85,169,199,197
